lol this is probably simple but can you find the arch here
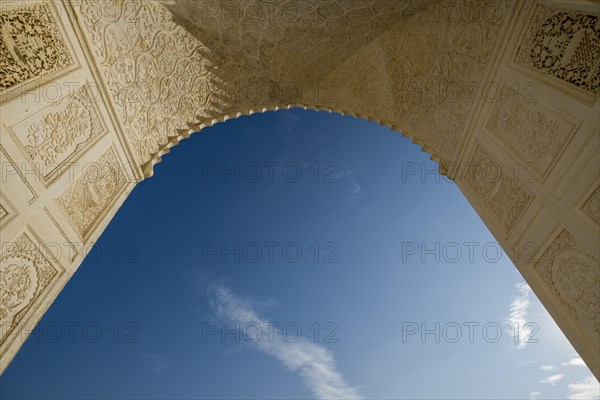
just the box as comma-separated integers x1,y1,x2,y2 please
0,0,598,379
142,103,449,178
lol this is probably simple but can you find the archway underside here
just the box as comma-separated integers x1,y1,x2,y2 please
0,0,598,378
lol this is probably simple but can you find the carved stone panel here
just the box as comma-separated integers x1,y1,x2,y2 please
0,230,63,347
73,0,220,165
485,84,577,178
0,2,74,102
534,229,600,341
582,187,600,224
515,4,599,97
8,84,107,184
57,147,126,239
462,145,532,233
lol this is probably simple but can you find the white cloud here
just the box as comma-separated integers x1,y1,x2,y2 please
507,282,532,349
567,376,600,399
540,374,564,385
540,365,555,371
143,353,174,374
346,179,362,202
529,391,541,400
337,164,362,203
208,283,362,400
563,357,586,367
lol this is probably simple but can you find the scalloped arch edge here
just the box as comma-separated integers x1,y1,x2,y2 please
140,104,451,179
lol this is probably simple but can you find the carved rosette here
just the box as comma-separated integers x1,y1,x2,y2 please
0,2,73,98
515,4,600,96
57,148,127,239
462,145,532,232
534,229,600,340
0,233,61,346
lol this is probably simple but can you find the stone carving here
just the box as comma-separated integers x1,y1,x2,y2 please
485,84,574,176
319,0,514,164
74,0,221,165
57,148,126,239
515,4,600,96
0,232,61,346
0,2,73,98
11,85,105,182
582,187,600,224
463,145,532,232
73,0,514,170
0,206,6,221
535,229,600,340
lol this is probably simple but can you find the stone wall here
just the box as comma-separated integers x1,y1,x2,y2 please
0,0,598,377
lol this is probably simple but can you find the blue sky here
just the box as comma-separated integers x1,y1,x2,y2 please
1,109,598,399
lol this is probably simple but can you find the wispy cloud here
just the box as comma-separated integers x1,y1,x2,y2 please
337,164,362,203
208,283,362,399
567,376,600,399
529,390,541,400
143,353,174,374
540,374,564,385
540,365,555,371
562,357,586,367
507,282,532,349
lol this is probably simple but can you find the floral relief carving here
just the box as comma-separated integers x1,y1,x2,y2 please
74,0,514,169
534,229,600,340
463,145,532,232
515,4,600,96
485,84,574,175
12,85,106,181
74,0,222,165
0,232,61,346
57,148,126,239
0,2,73,97
582,187,600,224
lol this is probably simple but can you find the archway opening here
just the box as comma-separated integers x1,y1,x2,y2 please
1,109,597,399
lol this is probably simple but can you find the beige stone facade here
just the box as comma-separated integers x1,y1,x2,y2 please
0,0,598,378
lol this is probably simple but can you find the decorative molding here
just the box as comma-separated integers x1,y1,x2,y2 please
0,229,63,348
8,84,107,184
462,144,532,233
0,192,18,229
582,187,600,224
43,207,79,263
514,3,599,99
57,147,126,240
0,2,75,103
534,228,600,341
0,145,38,205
